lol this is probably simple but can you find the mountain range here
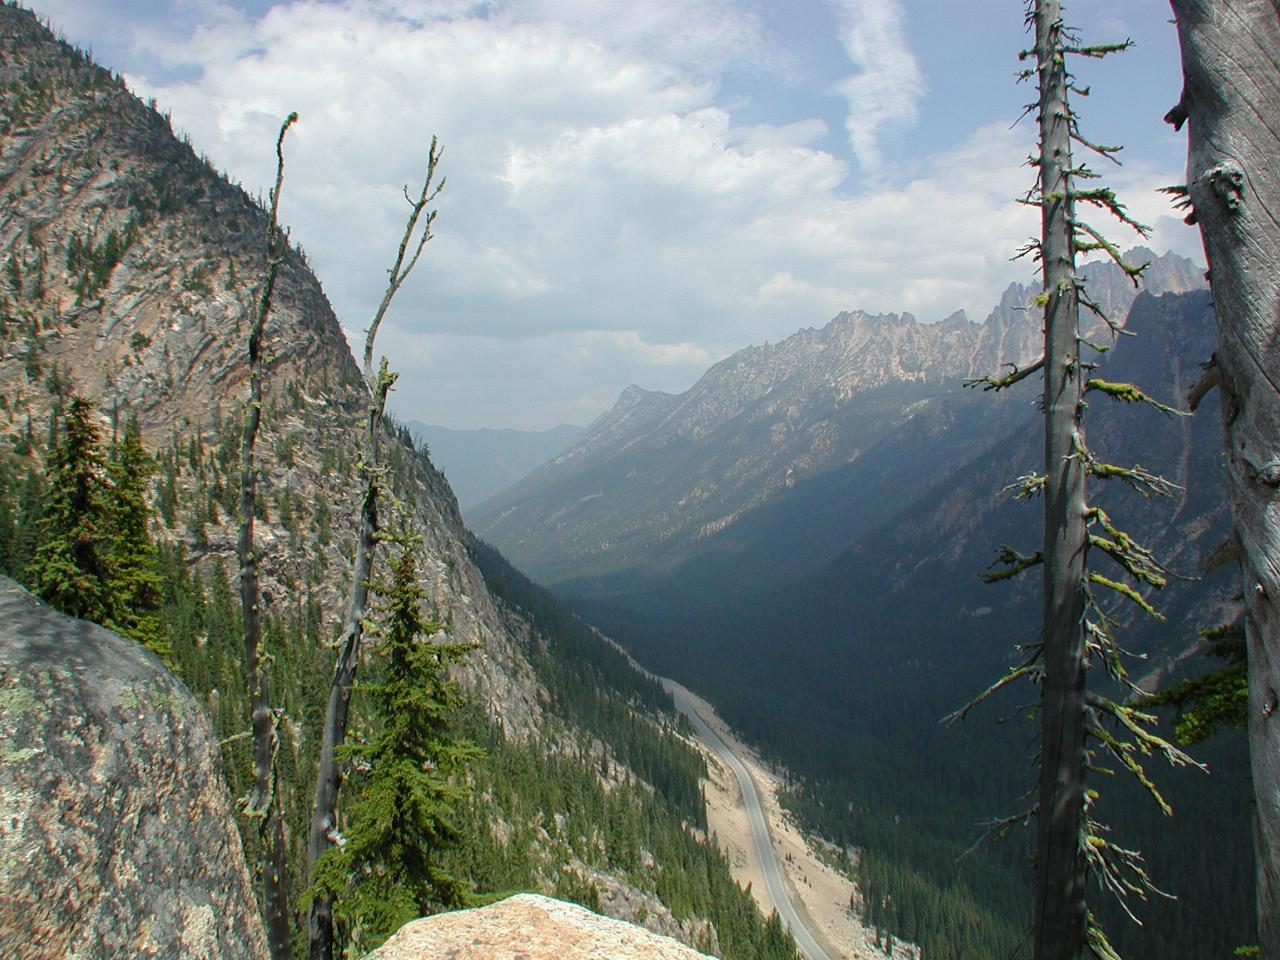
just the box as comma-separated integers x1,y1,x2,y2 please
472,252,1255,958
470,250,1204,588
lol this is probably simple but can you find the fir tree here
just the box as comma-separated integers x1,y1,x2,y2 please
312,520,479,954
27,395,118,624
105,416,169,657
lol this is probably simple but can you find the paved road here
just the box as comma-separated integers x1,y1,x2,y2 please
662,680,838,960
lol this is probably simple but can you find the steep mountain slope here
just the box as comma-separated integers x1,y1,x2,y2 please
472,252,1204,586
405,420,581,512
0,8,803,958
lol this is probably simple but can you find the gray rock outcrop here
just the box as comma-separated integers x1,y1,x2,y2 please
366,894,714,960
0,576,267,960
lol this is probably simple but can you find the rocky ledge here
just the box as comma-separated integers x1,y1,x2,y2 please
367,894,714,960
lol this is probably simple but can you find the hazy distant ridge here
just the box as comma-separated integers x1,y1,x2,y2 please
407,422,582,512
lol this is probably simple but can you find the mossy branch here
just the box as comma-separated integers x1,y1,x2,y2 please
981,545,1044,583
1088,571,1163,618
1085,378,1184,417
965,355,1045,391
1086,459,1178,497
1086,505,1169,588
1088,692,1205,791
1074,434,1178,496
1065,40,1134,58
944,660,1042,725
1003,472,1047,500
1073,220,1149,278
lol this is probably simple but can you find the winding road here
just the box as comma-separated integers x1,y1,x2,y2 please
662,680,838,960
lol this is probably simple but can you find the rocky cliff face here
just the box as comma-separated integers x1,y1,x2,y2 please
471,250,1205,585
0,576,268,960
0,9,771,956
0,1,538,736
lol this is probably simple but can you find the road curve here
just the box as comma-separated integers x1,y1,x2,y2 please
662,680,838,960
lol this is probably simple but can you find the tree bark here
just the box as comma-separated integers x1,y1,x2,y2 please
1168,2,1280,952
306,372,388,960
239,113,297,960
1033,3,1090,958
306,139,441,960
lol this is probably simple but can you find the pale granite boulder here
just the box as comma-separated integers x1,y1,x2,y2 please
366,894,715,960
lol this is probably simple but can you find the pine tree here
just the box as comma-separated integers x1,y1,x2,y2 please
311,521,479,954
27,395,118,624
107,416,169,658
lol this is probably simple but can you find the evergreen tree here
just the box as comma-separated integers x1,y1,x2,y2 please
1146,619,1247,746
107,416,169,658
312,522,479,954
27,395,118,624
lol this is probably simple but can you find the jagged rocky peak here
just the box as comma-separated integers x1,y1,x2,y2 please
471,247,1207,585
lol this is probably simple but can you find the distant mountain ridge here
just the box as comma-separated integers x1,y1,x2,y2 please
405,421,581,511
562,285,1253,960
471,249,1205,585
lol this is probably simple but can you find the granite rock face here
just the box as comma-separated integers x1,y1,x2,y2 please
0,577,267,960
366,894,714,960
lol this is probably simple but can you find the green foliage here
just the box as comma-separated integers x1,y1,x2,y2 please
445,708,801,960
0,455,43,580
64,224,133,302
1144,620,1247,745
26,395,118,624
468,535,707,826
23,398,169,657
106,417,169,658
312,527,480,954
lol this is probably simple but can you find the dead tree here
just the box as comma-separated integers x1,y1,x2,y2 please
306,138,444,960
1166,2,1280,952
959,5,1201,958
239,111,298,960
1029,4,1091,954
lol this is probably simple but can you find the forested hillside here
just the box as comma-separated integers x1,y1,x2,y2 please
560,288,1256,959
0,6,803,958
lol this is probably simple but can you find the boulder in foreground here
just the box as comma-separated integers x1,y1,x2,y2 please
0,576,267,960
366,893,715,960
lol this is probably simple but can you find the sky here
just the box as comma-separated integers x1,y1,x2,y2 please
30,0,1202,430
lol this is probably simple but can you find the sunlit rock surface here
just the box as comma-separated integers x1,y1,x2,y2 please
366,894,715,960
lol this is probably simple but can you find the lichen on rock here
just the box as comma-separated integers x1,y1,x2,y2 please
0,576,267,960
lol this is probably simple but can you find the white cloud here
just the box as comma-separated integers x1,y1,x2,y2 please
30,0,1199,429
828,0,926,173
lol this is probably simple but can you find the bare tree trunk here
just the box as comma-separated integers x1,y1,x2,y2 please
1032,4,1089,958
239,112,297,960
306,139,443,960
1168,2,1280,952
305,366,390,960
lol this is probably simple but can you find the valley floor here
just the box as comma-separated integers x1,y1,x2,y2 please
662,680,916,960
